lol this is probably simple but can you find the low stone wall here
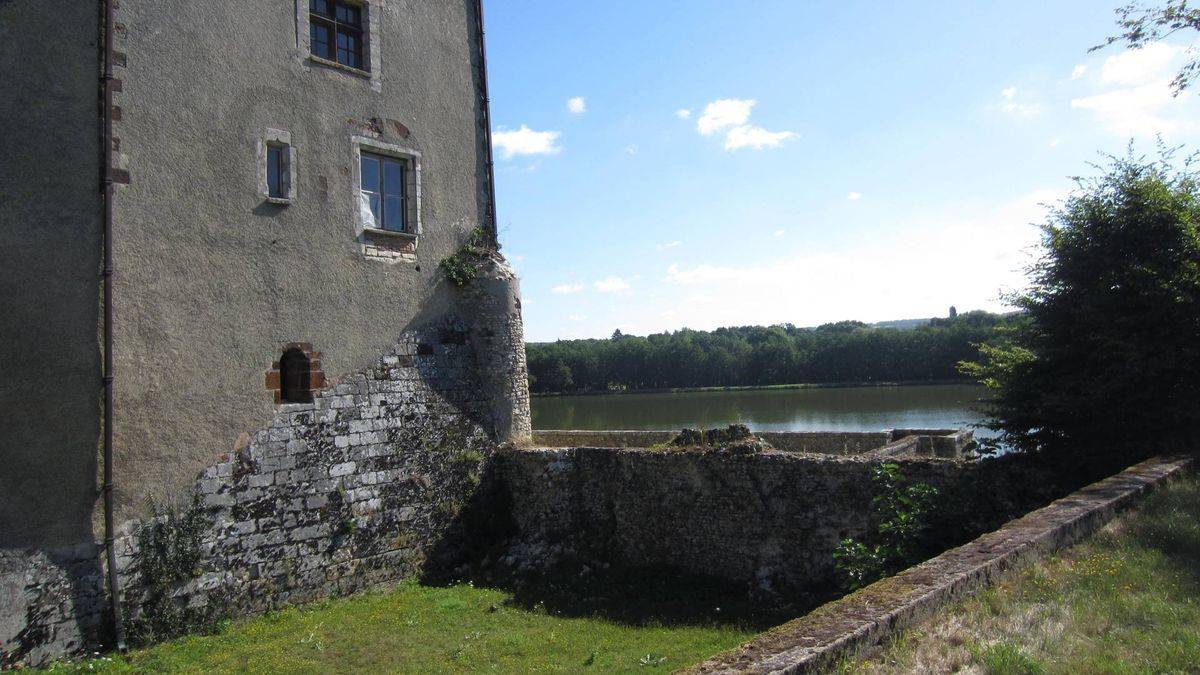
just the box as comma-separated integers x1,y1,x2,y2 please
1,322,501,667
529,429,971,458
492,446,1028,597
689,454,1195,674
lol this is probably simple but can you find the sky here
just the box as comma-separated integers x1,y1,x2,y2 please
482,1,1200,342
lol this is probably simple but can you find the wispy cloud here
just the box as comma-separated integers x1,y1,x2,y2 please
625,144,639,155
847,191,862,201
567,96,587,114
999,86,1040,117
551,283,583,295
656,240,682,250
658,189,1062,330
492,125,562,158
697,99,755,135
675,108,692,119
696,98,796,151
1070,64,1087,80
725,125,797,150
1099,43,1181,86
568,314,587,322
773,229,786,237
594,277,631,293
1070,45,1192,137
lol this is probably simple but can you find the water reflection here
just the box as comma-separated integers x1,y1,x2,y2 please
532,384,991,433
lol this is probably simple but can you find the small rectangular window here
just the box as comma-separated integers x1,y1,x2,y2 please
310,0,365,71
267,145,285,199
360,152,406,233
261,131,294,203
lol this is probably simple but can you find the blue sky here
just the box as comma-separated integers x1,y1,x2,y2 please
483,1,1200,342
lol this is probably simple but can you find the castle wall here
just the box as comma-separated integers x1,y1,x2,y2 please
2,320,506,667
493,447,1055,596
106,0,499,526
0,2,104,549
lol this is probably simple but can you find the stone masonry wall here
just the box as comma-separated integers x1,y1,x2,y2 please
492,447,1044,598
1,319,504,667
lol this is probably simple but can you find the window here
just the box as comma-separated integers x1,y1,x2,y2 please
360,152,407,233
267,145,286,199
260,130,295,203
310,0,365,71
279,348,312,404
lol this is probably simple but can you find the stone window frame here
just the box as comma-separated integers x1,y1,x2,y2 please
352,135,422,263
258,129,297,205
265,342,326,406
296,0,383,92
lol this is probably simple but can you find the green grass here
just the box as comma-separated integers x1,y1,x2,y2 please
42,580,755,674
842,475,1200,674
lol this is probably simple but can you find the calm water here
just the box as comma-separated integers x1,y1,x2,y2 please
531,384,990,433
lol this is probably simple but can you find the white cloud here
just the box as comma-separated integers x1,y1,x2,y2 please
625,144,639,155
773,229,786,237
568,314,587,322
1048,138,1061,148
1071,81,1190,136
593,277,631,293
998,86,1040,117
567,96,587,114
492,125,562,159
847,192,862,201
656,240,682,250
675,108,692,119
1100,43,1182,86
551,283,583,295
1071,64,1087,80
697,99,756,135
658,189,1061,330
724,125,797,150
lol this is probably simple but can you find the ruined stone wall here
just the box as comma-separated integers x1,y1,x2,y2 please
493,447,1044,597
1,321,502,667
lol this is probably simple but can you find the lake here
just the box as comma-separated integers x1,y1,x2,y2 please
531,383,990,433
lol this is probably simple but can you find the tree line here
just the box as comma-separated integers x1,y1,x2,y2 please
525,311,1014,394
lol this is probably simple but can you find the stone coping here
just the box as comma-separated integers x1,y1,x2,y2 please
686,454,1195,674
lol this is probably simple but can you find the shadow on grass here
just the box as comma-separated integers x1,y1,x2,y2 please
1124,476,1200,578
430,561,820,633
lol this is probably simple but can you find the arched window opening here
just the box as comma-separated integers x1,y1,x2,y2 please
280,348,312,404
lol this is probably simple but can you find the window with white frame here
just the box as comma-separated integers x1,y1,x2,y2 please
260,130,296,204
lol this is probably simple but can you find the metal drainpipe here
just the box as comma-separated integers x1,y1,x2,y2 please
473,0,500,247
100,0,128,653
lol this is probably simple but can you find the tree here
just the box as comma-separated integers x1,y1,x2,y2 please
1094,2,1200,94
961,152,1200,464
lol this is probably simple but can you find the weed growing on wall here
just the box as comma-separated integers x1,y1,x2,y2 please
124,497,227,646
439,227,492,287
834,463,939,590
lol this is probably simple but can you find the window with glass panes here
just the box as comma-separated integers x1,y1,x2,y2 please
267,145,286,199
360,152,407,233
309,0,365,71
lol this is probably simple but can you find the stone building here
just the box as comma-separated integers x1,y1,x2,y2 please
0,0,530,665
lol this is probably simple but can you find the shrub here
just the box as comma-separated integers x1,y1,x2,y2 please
834,463,940,589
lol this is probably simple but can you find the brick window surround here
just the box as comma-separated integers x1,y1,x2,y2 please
265,343,326,405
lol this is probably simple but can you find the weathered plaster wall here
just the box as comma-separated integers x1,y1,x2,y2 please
0,2,103,549
105,0,498,524
493,447,1049,597
2,321,501,667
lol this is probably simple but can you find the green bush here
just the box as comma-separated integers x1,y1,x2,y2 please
439,227,492,287
834,463,940,589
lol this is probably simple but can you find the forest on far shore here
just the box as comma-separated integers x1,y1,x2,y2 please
525,310,1014,394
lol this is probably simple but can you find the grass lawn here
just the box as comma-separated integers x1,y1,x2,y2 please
842,475,1200,674
41,579,756,674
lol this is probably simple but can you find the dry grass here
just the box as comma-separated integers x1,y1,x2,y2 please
839,475,1200,675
